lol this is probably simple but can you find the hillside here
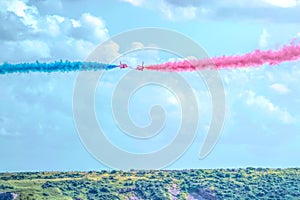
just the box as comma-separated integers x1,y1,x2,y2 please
0,168,299,199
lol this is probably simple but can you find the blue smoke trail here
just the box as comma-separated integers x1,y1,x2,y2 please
0,60,118,74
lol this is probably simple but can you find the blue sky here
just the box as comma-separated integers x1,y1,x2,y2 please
0,0,300,171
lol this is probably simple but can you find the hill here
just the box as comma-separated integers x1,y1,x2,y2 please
0,168,299,199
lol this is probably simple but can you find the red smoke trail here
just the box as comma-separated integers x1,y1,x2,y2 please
145,41,300,71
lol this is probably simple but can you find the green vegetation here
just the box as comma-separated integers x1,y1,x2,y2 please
0,168,299,199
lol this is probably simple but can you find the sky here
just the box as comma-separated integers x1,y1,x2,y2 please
0,0,300,171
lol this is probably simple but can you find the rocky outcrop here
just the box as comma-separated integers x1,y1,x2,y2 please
188,189,217,200
0,192,18,200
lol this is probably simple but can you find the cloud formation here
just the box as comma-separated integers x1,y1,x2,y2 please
0,0,109,63
122,0,300,22
161,4,197,21
0,73,75,138
259,29,270,48
120,0,144,6
241,90,294,124
270,83,290,94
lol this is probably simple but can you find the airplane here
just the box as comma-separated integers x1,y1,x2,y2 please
119,61,129,69
135,61,144,71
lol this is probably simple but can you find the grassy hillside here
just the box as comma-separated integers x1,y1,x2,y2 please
0,168,299,199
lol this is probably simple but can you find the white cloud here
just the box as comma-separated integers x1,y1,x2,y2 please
6,0,29,16
73,39,97,60
45,15,65,36
0,40,51,63
120,0,198,21
160,1,197,21
5,0,39,30
131,42,144,50
270,83,290,94
0,73,75,137
88,40,120,63
241,90,294,124
167,96,178,105
259,29,270,48
133,0,300,22
69,13,109,43
262,0,298,8
266,66,300,84
81,13,108,41
71,19,81,28
180,6,197,20
21,40,51,58
120,0,144,6
0,0,109,62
